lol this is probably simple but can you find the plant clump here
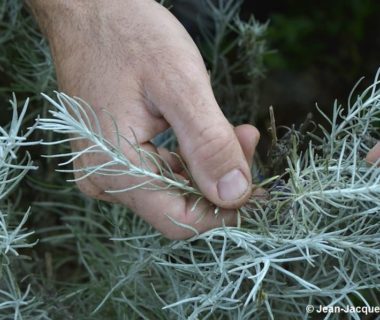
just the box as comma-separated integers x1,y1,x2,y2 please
1,0,380,319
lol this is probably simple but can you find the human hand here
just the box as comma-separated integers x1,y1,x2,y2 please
28,0,260,239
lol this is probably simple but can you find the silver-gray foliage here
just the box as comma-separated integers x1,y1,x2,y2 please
2,0,380,319
36,70,380,319
0,97,49,320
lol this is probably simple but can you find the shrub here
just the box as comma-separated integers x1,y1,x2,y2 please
1,0,380,319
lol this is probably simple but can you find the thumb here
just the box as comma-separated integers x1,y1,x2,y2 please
176,102,257,209
147,70,259,208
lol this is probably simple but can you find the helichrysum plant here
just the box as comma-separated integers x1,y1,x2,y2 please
35,70,380,319
0,97,49,320
2,0,380,319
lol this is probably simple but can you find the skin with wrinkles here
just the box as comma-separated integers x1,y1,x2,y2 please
27,0,260,239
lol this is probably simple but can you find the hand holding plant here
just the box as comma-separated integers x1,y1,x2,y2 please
27,0,260,239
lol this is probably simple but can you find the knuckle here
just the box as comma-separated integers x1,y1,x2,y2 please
190,125,237,174
75,180,94,197
194,125,232,155
162,55,208,92
74,175,103,199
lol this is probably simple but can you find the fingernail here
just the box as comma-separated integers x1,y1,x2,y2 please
217,169,248,201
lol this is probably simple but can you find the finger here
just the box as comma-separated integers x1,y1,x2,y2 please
234,124,260,168
75,140,238,239
144,59,259,209
70,126,238,240
366,142,380,164
234,124,267,199
71,140,119,203
156,147,183,173
112,186,238,240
